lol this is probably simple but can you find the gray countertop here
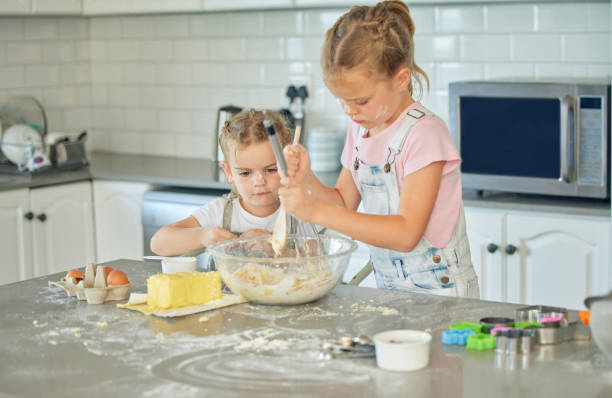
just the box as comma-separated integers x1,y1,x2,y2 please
0,259,610,397
0,151,609,217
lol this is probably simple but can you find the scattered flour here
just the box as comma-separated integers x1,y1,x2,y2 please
350,302,400,316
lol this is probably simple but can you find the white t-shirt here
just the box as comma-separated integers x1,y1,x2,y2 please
191,196,317,235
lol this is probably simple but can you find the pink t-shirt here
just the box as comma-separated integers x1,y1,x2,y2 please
340,102,462,248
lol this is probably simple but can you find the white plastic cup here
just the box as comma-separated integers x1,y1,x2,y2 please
161,257,197,274
373,329,432,371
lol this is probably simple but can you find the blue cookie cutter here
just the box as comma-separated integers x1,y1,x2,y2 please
441,329,476,345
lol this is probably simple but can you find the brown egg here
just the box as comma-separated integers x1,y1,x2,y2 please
104,266,113,276
107,270,129,286
66,269,85,281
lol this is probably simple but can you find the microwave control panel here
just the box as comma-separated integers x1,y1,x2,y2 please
578,97,605,186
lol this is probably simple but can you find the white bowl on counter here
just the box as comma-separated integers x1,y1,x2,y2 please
373,329,432,372
161,256,197,274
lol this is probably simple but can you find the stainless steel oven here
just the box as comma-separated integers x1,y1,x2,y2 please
142,187,229,270
449,79,610,198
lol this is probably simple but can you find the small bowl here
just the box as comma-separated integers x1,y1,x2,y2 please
161,257,197,274
373,330,432,372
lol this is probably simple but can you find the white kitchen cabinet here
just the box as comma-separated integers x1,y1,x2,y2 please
30,181,96,277
0,189,33,284
506,214,609,311
82,0,202,15
203,0,292,11
0,182,95,284
464,207,505,303
31,0,81,14
0,0,30,15
93,180,149,263
465,206,610,310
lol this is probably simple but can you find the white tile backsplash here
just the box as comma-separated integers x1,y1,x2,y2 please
0,18,23,40
564,33,611,63
7,42,42,64
486,5,535,33
107,86,139,107
60,64,90,85
24,18,59,40
436,6,484,33
174,39,209,61
539,4,588,32
460,35,511,62
511,34,562,61
0,3,608,159
158,110,193,133
42,42,76,63
25,65,60,87
138,40,173,61
125,109,158,131
121,16,156,38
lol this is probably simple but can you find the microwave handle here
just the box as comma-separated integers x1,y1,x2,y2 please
559,95,575,183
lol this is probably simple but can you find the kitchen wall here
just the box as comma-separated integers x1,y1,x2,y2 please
0,1,610,160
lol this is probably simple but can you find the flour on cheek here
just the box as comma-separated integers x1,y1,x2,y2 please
375,105,388,119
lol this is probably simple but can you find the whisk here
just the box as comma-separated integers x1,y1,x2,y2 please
265,119,324,256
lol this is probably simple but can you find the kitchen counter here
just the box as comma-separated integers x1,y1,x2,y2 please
0,151,609,217
1,259,610,398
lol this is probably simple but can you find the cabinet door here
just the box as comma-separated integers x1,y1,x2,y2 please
93,181,149,263
203,0,292,11
31,0,81,14
0,0,30,14
506,214,610,310
0,189,33,284
83,0,202,15
464,207,505,302
30,181,96,277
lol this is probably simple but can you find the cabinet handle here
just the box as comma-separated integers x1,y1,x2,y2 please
37,213,47,222
505,244,517,255
486,243,498,253
24,211,34,220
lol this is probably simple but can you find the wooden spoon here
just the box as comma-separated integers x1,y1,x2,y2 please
271,125,301,256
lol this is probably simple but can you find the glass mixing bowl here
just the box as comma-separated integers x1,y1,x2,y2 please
207,234,358,305
585,291,612,360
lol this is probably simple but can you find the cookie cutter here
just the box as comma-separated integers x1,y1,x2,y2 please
480,317,514,332
494,328,535,355
442,329,475,345
515,305,568,325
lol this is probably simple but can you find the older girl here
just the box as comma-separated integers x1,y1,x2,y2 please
281,1,479,298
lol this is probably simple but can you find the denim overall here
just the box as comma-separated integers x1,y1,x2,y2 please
355,107,480,298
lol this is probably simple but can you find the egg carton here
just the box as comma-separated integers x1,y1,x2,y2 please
48,263,130,305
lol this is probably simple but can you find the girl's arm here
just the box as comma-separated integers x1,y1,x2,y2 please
150,216,237,256
281,161,444,252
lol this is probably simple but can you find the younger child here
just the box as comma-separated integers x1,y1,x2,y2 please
150,109,308,258
280,1,479,298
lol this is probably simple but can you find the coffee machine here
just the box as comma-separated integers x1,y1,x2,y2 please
214,86,307,163
215,105,242,163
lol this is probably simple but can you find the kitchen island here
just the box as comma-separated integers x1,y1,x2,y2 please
1,259,610,398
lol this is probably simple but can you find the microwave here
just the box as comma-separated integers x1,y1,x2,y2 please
449,80,610,199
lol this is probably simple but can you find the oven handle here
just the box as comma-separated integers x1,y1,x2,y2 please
559,95,575,183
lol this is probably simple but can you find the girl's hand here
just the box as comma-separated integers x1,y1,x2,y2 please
279,183,317,223
282,144,311,186
200,227,237,247
240,229,270,239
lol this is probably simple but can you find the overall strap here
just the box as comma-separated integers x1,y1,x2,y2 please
354,106,432,172
388,107,432,154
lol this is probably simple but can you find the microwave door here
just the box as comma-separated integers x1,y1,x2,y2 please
460,96,563,178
